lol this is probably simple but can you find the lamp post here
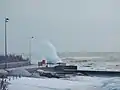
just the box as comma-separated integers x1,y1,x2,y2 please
4,17,9,69
29,36,34,64
5,17,9,56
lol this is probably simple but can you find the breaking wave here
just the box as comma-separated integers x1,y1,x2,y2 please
62,76,120,90
39,41,62,63
8,76,120,90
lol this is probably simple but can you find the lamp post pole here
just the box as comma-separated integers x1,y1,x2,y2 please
29,37,34,64
4,17,9,69
5,17,9,56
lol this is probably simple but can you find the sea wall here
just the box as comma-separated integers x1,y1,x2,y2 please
0,61,30,69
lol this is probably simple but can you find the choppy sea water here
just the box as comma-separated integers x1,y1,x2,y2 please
8,76,120,90
17,52,120,90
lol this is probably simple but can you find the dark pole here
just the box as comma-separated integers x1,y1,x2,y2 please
29,38,31,63
5,19,7,56
29,37,34,64
5,17,9,56
4,17,9,68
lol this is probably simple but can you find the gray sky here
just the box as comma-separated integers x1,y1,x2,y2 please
0,0,120,54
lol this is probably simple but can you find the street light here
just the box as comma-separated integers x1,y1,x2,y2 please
4,17,9,69
5,17,9,56
29,36,34,64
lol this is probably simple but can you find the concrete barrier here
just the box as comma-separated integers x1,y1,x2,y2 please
0,61,30,69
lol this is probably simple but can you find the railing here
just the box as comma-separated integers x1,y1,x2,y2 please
0,61,30,69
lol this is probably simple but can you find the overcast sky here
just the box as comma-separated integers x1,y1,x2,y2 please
0,0,120,54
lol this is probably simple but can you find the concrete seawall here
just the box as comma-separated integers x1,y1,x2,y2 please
0,61,30,69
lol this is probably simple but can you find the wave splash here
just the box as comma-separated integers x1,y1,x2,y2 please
101,77,120,90
39,40,62,63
